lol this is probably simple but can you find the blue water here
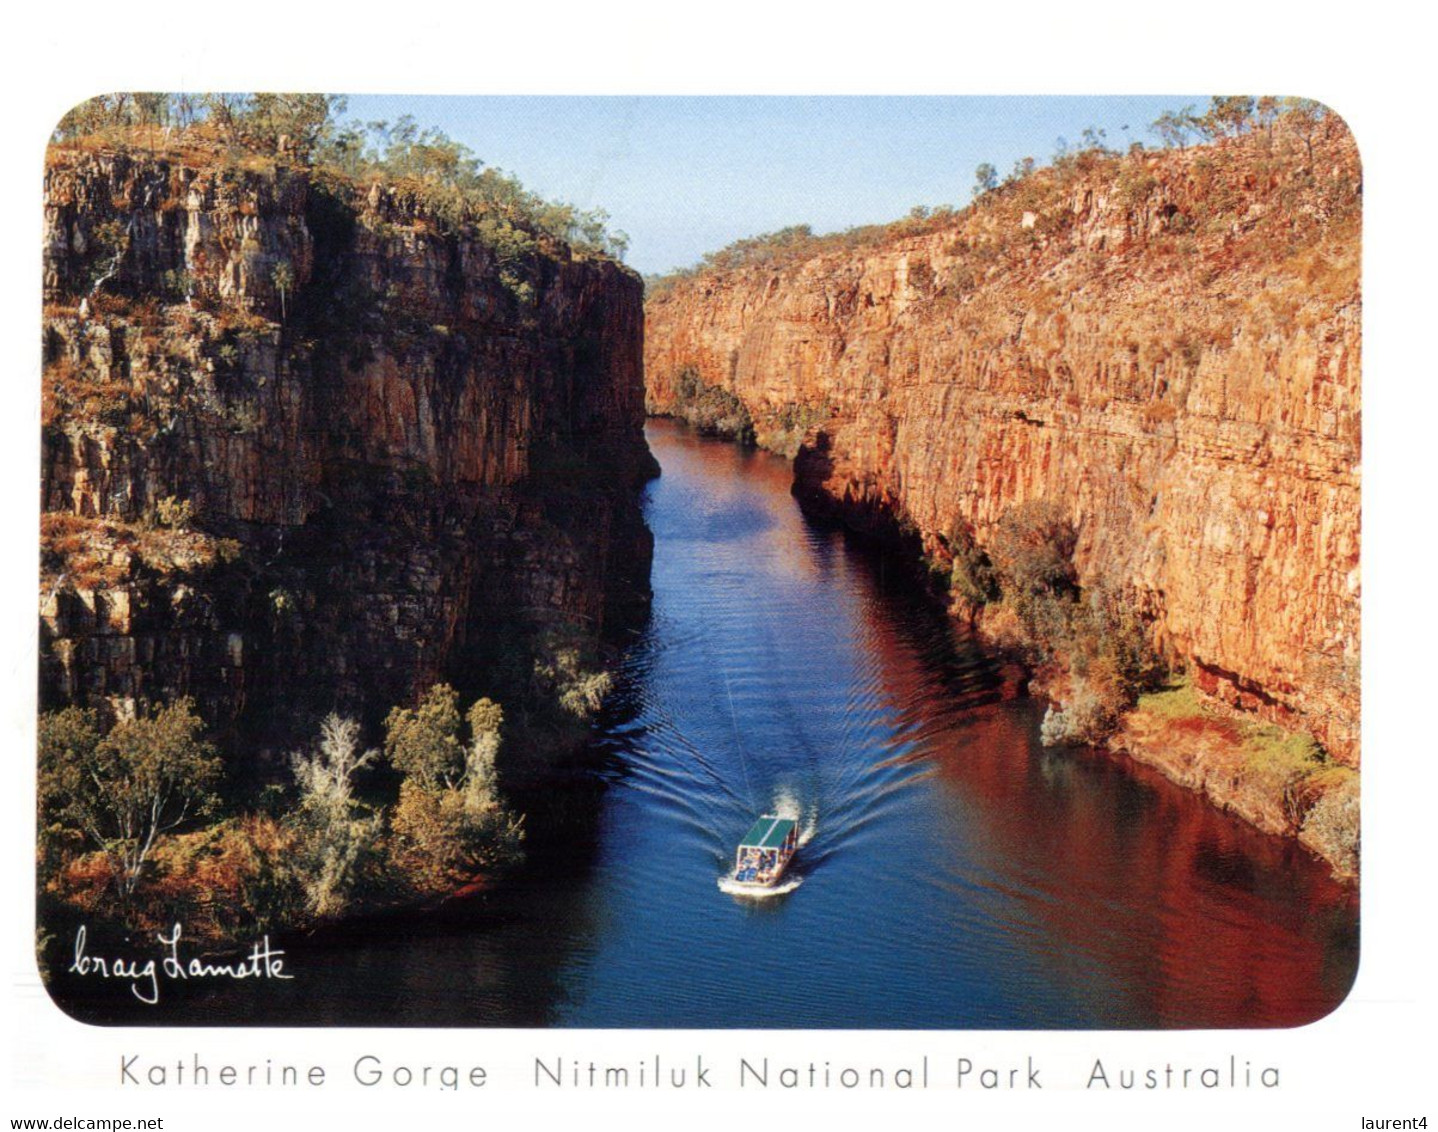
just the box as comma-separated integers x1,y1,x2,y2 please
532,422,1357,1028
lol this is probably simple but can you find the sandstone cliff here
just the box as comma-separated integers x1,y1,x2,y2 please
646,114,1360,773
41,149,652,746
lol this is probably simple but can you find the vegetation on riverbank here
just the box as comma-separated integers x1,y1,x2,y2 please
923,496,1357,879
1116,679,1359,878
656,365,756,445
37,611,620,955
922,501,1161,746
38,683,525,947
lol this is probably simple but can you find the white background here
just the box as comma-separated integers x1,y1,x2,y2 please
3,3,1433,1128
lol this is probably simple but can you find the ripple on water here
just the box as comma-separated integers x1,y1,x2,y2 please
556,422,1357,1029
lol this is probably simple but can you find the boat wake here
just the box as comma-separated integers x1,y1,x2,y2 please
717,874,803,898
768,787,818,848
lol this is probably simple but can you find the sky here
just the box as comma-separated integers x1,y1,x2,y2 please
341,95,1200,276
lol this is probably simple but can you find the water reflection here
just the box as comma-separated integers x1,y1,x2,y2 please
538,421,1356,1028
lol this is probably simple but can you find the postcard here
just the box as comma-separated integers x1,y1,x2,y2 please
6,19,1427,1127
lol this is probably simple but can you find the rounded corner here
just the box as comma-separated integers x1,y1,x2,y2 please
33,933,109,1029
1277,94,1363,175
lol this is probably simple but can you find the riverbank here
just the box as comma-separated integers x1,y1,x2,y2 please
901,499,1358,882
1107,681,1358,880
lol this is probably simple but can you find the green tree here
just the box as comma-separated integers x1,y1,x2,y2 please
701,225,814,272
39,700,220,898
989,500,1078,601
54,94,139,140
200,93,253,143
130,93,170,126
1200,95,1256,138
293,714,376,811
465,698,503,796
86,219,132,298
1150,105,1199,150
945,523,999,607
389,777,522,892
972,162,998,198
1004,156,1036,185
36,707,102,881
383,684,465,791
530,627,614,721
1254,95,1281,133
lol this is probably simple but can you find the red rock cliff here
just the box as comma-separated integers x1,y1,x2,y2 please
646,115,1360,766
41,149,652,742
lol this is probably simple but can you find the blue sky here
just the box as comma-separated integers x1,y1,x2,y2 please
341,95,1201,276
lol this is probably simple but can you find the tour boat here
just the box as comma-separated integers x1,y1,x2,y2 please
730,814,799,888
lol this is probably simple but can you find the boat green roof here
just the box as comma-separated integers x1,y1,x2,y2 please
739,816,797,850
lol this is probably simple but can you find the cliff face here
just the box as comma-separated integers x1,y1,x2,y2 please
41,150,651,742
646,116,1360,766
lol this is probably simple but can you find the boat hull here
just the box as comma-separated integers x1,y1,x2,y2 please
727,861,792,890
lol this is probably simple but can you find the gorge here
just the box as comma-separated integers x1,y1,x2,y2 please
36,97,1361,1026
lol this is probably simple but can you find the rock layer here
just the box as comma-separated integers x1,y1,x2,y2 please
646,117,1360,765
41,150,652,744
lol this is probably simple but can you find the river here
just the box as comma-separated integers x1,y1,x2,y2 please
56,419,1358,1027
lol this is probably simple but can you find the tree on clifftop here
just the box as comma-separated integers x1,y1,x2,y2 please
1150,105,1199,149
289,714,382,918
1199,96,1257,138
972,162,998,199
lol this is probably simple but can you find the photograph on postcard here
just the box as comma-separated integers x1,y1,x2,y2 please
35,94,1359,1027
